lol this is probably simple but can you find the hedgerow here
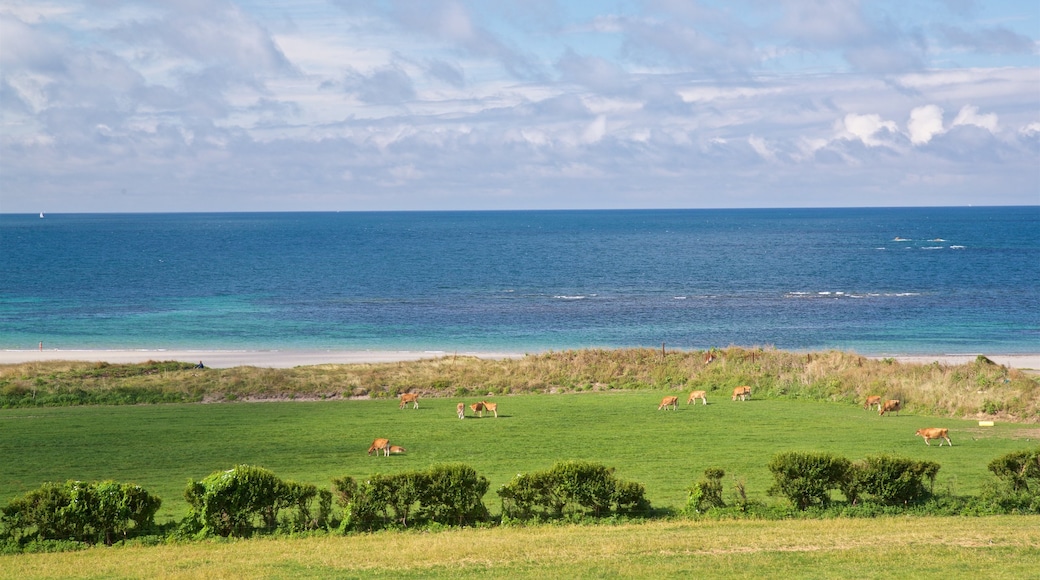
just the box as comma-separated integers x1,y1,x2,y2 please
497,460,650,522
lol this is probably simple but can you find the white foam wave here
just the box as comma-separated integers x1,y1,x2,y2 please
921,246,943,250
553,295,587,300
950,245,965,249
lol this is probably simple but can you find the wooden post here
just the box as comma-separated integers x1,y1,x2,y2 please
661,342,666,357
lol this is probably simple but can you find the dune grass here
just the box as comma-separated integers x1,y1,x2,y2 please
2,348,1036,421
3,516,1039,579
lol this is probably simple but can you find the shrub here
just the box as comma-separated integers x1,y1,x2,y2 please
181,465,323,538
767,452,851,510
847,455,940,506
418,463,490,526
0,480,160,546
334,464,491,531
498,460,650,522
987,448,1040,492
683,467,726,515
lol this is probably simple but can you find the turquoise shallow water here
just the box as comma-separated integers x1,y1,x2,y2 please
1,207,1037,355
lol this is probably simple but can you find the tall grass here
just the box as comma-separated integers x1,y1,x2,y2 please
2,348,1036,421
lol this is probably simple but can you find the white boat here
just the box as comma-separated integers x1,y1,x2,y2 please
39,212,44,218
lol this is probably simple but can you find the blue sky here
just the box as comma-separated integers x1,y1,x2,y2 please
1,0,1038,212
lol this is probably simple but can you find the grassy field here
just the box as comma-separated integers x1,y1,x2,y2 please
3,516,1039,579
3,390,1038,521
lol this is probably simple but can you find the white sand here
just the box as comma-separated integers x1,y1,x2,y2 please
0,349,526,368
1,348,1038,370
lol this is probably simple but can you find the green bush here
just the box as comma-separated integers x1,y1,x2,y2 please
333,463,491,531
0,480,160,546
767,452,851,510
497,460,650,522
683,467,726,515
181,465,325,538
846,455,940,506
987,448,1040,492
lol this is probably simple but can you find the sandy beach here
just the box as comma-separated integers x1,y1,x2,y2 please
0,349,527,368
1,349,1038,371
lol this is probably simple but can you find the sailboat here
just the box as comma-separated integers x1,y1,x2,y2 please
39,212,45,218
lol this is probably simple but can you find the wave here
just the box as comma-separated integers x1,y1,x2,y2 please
950,245,965,249
785,291,922,299
553,295,588,300
921,246,944,250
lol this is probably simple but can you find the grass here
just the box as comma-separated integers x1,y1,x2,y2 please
3,348,1037,421
3,516,1039,579
2,391,1037,522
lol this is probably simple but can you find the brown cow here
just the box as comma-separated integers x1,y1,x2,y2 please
389,445,407,454
658,396,679,410
915,428,952,446
481,401,499,418
704,351,716,364
469,402,485,417
399,393,419,409
367,438,391,456
879,399,902,416
732,386,751,401
864,395,882,411
687,390,707,405
457,402,466,419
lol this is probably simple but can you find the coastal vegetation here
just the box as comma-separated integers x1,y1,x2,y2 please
1,348,1038,577
1,347,1036,421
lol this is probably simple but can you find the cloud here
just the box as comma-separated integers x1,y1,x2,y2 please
937,24,1036,54
840,113,900,147
908,105,944,145
951,105,998,132
343,65,416,105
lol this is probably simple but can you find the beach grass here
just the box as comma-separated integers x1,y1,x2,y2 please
2,348,1037,420
3,516,1039,579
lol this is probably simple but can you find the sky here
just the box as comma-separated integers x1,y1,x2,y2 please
1,0,1038,212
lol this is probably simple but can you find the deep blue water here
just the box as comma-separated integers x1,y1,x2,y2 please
1,208,1037,355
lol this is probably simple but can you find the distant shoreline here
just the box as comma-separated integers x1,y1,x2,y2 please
2,348,1038,371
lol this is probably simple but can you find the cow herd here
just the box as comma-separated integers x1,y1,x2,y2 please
369,394,502,456
371,388,952,456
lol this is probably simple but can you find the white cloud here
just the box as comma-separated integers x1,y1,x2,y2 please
840,113,899,147
908,105,945,145
951,105,998,132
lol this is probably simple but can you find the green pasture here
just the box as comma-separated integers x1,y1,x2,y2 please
4,517,1040,579
2,392,1037,521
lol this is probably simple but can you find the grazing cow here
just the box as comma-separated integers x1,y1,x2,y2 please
687,390,707,405
879,399,902,416
457,402,466,419
399,393,419,409
389,445,407,454
658,396,679,410
704,351,716,364
480,401,498,418
367,438,391,456
732,386,752,401
915,428,952,446
864,395,882,411
469,402,485,417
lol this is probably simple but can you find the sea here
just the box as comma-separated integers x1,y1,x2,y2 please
1,207,1038,356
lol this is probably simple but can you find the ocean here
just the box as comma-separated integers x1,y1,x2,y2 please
1,207,1037,355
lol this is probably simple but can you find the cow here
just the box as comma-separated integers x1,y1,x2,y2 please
879,399,902,416
469,402,485,417
915,428,952,446
457,402,466,419
481,401,498,418
704,351,716,364
732,386,751,401
687,390,707,405
658,396,679,410
389,445,407,454
367,438,391,456
864,395,882,411
399,393,419,409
